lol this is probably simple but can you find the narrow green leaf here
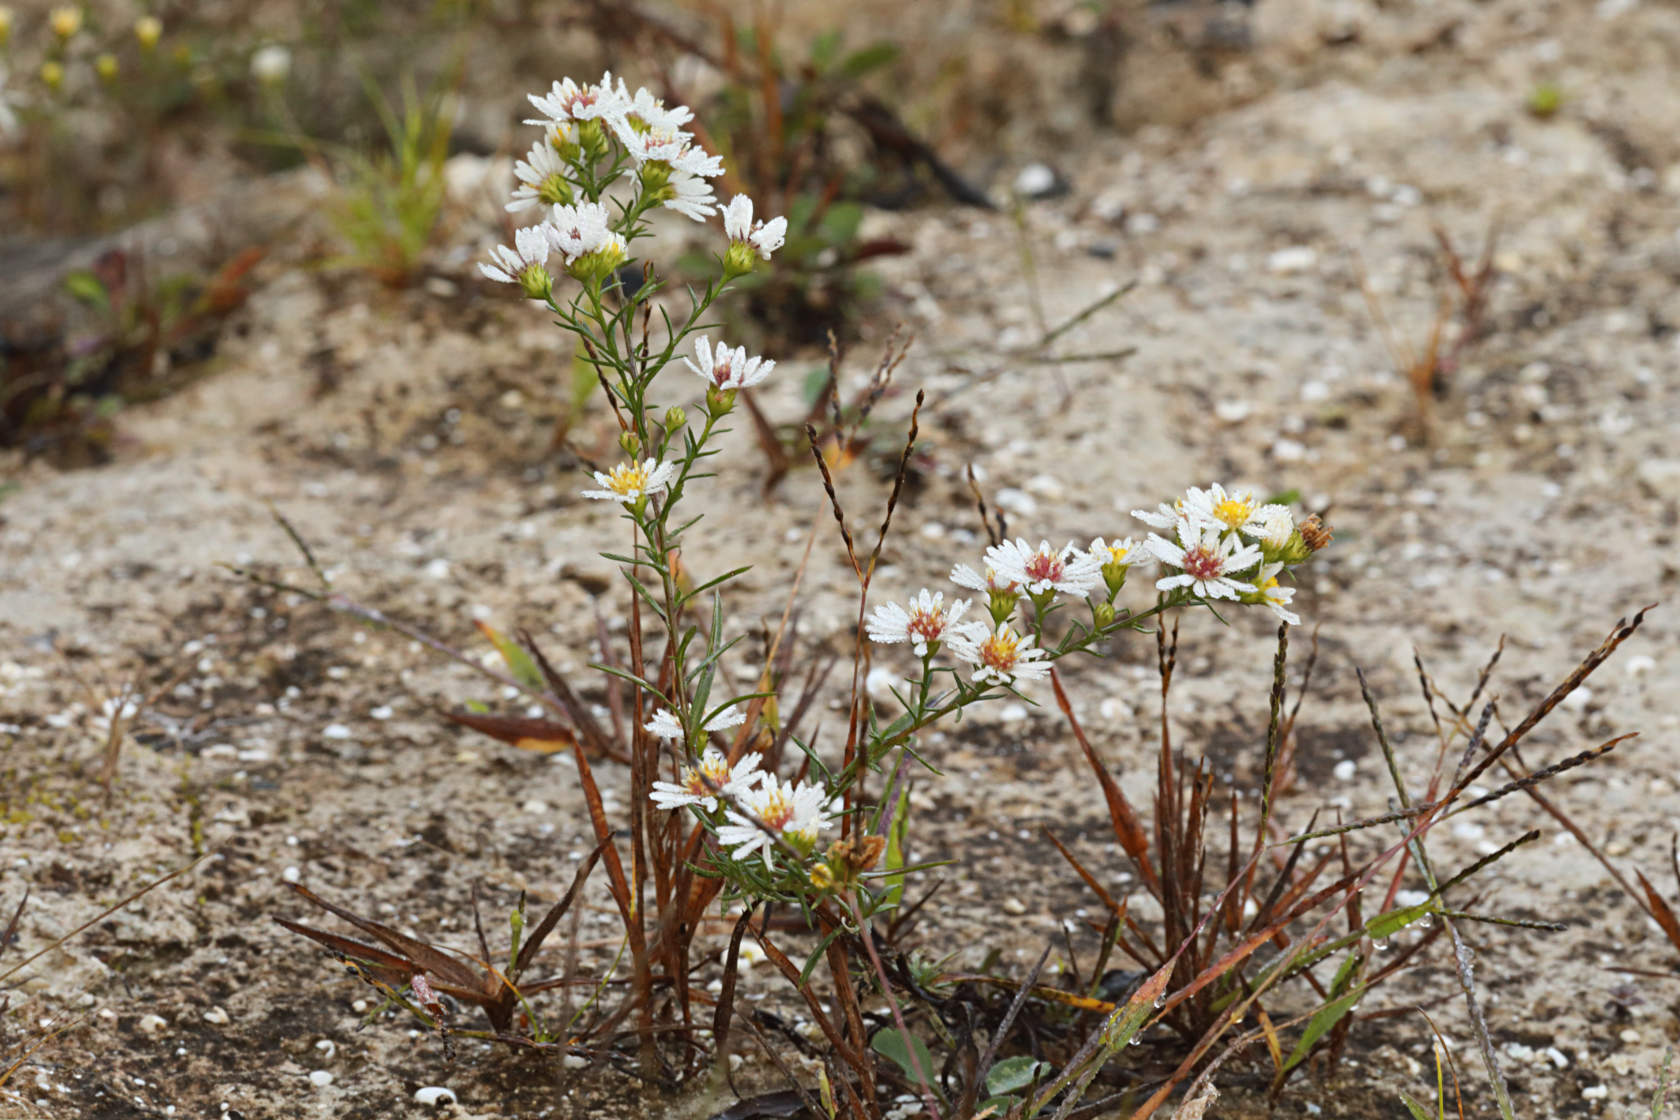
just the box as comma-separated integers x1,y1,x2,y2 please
1281,984,1365,1073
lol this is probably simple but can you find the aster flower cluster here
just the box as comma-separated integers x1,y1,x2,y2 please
480,71,786,303
479,75,791,517
644,708,833,871
867,485,1329,696
1135,483,1329,626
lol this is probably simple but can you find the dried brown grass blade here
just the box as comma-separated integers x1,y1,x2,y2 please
1051,668,1159,896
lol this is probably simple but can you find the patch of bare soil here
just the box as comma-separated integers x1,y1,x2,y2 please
5,0,1680,1116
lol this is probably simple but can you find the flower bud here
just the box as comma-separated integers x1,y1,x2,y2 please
808,863,836,892
565,240,628,286
49,5,81,40
663,405,687,433
134,15,162,50
986,587,1020,627
41,60,65,91
1263,530,1312,567
576,118,609,162
95,53,118,83
1093,601,1116,628
722,241,759,280
0,7,14,47
618,431,642,458
514,264,552,302
704,385,737,419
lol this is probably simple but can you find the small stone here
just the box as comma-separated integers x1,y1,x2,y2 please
1626,654,1655,677
1332,759,1357,782
562,1054,589,1070
1619,1028,1641,1044
1266,246,1318,274
995,488,1037,517
1560,686,1592,713
308,1070,334,1088
1013,162,1065,199
202,1007,230,1026
1544,1046,1569,1068
321,723,353,740
282,866,301,884
1214,399,1252,423
136,1014,168,1035
1271,438,1306,462
1001,897,1028,916
314,1039,336,1059
414,1087,457,1107
1581,1085,1608,1100
521,799,549,815
998,703,1028,723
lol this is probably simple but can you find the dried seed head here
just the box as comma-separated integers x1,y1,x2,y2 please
1299,514,1333,553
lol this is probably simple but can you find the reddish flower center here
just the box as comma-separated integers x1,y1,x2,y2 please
1181,546,1224,582
907,607,945,645
1023,552,1064,585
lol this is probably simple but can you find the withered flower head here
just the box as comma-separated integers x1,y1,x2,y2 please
1298,514,1333,553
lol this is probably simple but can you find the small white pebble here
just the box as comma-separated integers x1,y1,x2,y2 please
308,1070,333,1088
1619,1029,1641,1044
1581,1085,1608,1100
1395,890,1430,908
136,1014,168,1035
1001,897,1028,916
414,1087,457,1107
314,1039,336,1059
1332,759,1357,782
1267,246,1319,274
1625,655,1655,678
1214,399,1252,423
321,723,353,740
282,866,301,884
351,999,369,1013
202,1007,230,1026
1544,1046,1569,1068
521,799,549,815
1271,438,1306,462
1560,686,1592,712
562,1054,589,1070
998,702,1028,723
370,705,395,720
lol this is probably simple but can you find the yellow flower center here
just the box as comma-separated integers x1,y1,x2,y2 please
979,628,1022,673
606,462,652,497
758,789,795,832
1213,495,1255,529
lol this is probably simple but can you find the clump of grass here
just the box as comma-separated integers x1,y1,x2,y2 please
1360,218,1501,437
1,245,261,465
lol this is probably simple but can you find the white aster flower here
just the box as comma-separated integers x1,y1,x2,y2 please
866,590,969,657
624,128,722,177
524,72,627,129
717,777,832,868
660,168,718,221
545,201,619,263
1252,562,1300,626
1256,508,1296,550
611,81,694,137
983,538,1103,598
722,194,787,261
649,746,763,813
1131,498,1190,532
508,139,573,212
1182,484,1291,541
1148,522,1263,601
946,621,1051,688
682,335,775,391
1089,536,1148,570
949,563,1015,596
479,225,555,299
580,458,676,504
